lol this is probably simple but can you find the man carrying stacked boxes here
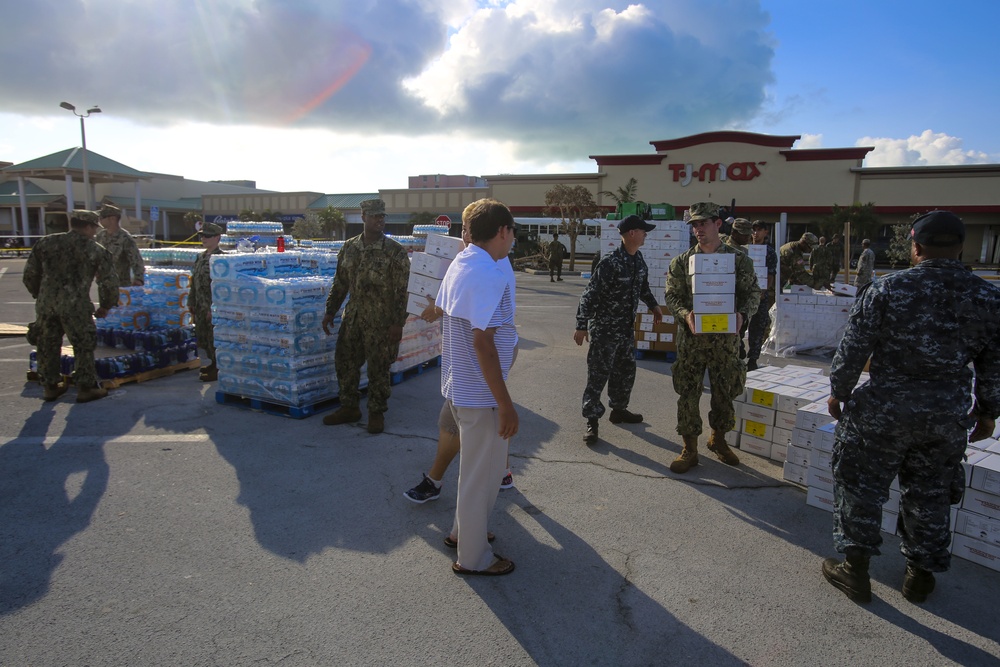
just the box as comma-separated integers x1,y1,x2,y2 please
664,202,760,473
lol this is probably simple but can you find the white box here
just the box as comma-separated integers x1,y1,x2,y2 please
964,449,992,485
774,387,811,414
807,465,835,493
406,271,443,299
423,233,465,260
410,252,453,279
970,454,1000,494
951,533,1000,572
970,437,998,452
770,442,787,462
963,487,1000,521
812,448,833,471
740,433,771,457
792,427,818,450
830,283,858,298
772,426,793,447
783,461,809,485
692,293,735,313
775,410,798,431
742,418,773,441
746,384,779,408
788,285,813,294
814,422,838,451
742,403,776,426
786,445,810,467
689,253,735,274
795,402,835,432
807,486,835,512
693,313,737,334
406,291,434,317
691,273,737,294
955,508,1000,547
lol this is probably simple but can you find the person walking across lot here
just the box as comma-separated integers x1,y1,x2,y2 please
547,232,567,282
822,211,1000,604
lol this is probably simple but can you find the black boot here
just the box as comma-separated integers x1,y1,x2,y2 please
583,418,599,444
822,547,871,603
901,564,935,603
609,408,643,424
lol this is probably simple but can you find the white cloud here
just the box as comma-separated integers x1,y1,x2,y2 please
859,130,992,167
796,133,823,148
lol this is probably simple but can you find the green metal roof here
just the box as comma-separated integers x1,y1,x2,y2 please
0,193,66,207
2,148,149,183
0,179,49,196
307,193,379,209
103,196,203,212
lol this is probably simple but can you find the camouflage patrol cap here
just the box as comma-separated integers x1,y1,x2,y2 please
200,222,224,236
99,203,122,219
731,218,753,235
687,202,720,222
800,232,819,248
70,210,100,227
911,210,964,247
360,199,387,216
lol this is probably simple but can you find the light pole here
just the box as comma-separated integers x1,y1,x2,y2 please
59,101,102,210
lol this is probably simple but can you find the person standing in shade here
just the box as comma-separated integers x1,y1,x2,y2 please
322,199,410,434
809,236,835,288
96,203,145,287
822,211,1000,604
746,221,778,371
188,222,225,382
664,202,760,473
780,232,830,290
546,232,567,282
828,233,844,284
854,239,876,289
574,215,662,445
437,198,518,576
23,210,118,403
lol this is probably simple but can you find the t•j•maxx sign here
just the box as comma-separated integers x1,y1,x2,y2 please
668,162,765,186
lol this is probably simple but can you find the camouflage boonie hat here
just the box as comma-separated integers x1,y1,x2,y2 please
731,218,753,235
360,199,387,216
99,203,122,219
201,222,224,236
800,232,820,248
70,210,100,226
688,202,720,222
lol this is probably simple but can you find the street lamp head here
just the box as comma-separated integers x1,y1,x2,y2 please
87,107,102,114
59,101,76,111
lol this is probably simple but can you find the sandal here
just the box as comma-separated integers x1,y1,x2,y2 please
452,556,515,576
443,532,495,549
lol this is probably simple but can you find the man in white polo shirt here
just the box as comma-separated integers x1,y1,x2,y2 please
436,198,518,576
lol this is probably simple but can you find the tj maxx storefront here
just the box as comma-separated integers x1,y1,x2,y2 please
484,132,1000,264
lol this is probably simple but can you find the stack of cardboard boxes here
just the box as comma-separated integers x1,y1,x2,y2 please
689,253,739,334
773,285,856,350
401,233,466,371
951,429,1000,571
745,243,769,290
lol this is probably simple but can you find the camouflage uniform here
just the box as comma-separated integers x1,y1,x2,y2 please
828,241,844,283
188,246,224,366
780,241,825,289
547,238,567,280
746,242,777,367
576,243,659,419
326,234,409,415
808,243,835,287
665,244,760,436
855,247,876,289
23,224,118,389
96,227,145,287
829,259,1000,571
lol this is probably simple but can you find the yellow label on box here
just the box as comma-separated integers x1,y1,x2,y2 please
698,314,731,332
750,389,775,407
745,420,768,438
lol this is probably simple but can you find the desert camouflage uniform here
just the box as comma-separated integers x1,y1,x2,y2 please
188,247,224,366
576,243,659,419
780,241,825,289
23,229,118,388
665,244,760,436
829,259,1000,571
746,242,778,366
854,247,876,289
326,234,409,415
808,244,835,287
96,227,145,286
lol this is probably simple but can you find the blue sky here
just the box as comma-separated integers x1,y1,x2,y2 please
1,0,996,194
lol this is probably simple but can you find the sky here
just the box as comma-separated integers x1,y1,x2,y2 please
1,0,998,195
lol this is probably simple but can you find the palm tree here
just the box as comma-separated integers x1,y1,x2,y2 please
598,177,639,206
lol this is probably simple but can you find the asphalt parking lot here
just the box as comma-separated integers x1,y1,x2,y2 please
1,257,998,666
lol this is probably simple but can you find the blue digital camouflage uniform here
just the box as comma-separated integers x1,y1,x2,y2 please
188,246,225,366
326,234,410,415
23,228,118,388
746,242,777,366
829,259,1000,571
665,244,760,436
576,243,659,419
96,227,145,287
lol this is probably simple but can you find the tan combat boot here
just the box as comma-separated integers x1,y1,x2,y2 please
708,430,740,466
367,413,385,434
43,382,69,402
323,406,362,426
670,436,700,474
76,385,109,403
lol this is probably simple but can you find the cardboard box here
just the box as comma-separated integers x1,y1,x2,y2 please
423,233,466,260
783,461,809,486
410,252,453,279
693,313,737,334
740,404,774,427
963,487,1000,521
692,293,736,313
792,427,818,450
747,385,778,408
774,387,811,414
771,426,793,446
830,283,858,298
970,453,1000,494
964,449,992,486
770,442,787,462
955,508,1000,547
807,464,835,493
775,410,798,431
406,271,443,299
811,448,833,471
742,419,772,441
740,433,771,458
795,402,835,432
806,486,835,512
785,444,810,468
951,533,1000,572
688,253,735,274
691,273,737,294
405,291,435,317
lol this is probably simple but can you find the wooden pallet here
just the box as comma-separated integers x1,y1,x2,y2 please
634,349,677,362
390,355,441,385
215,391,340,419
99,358,203,389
